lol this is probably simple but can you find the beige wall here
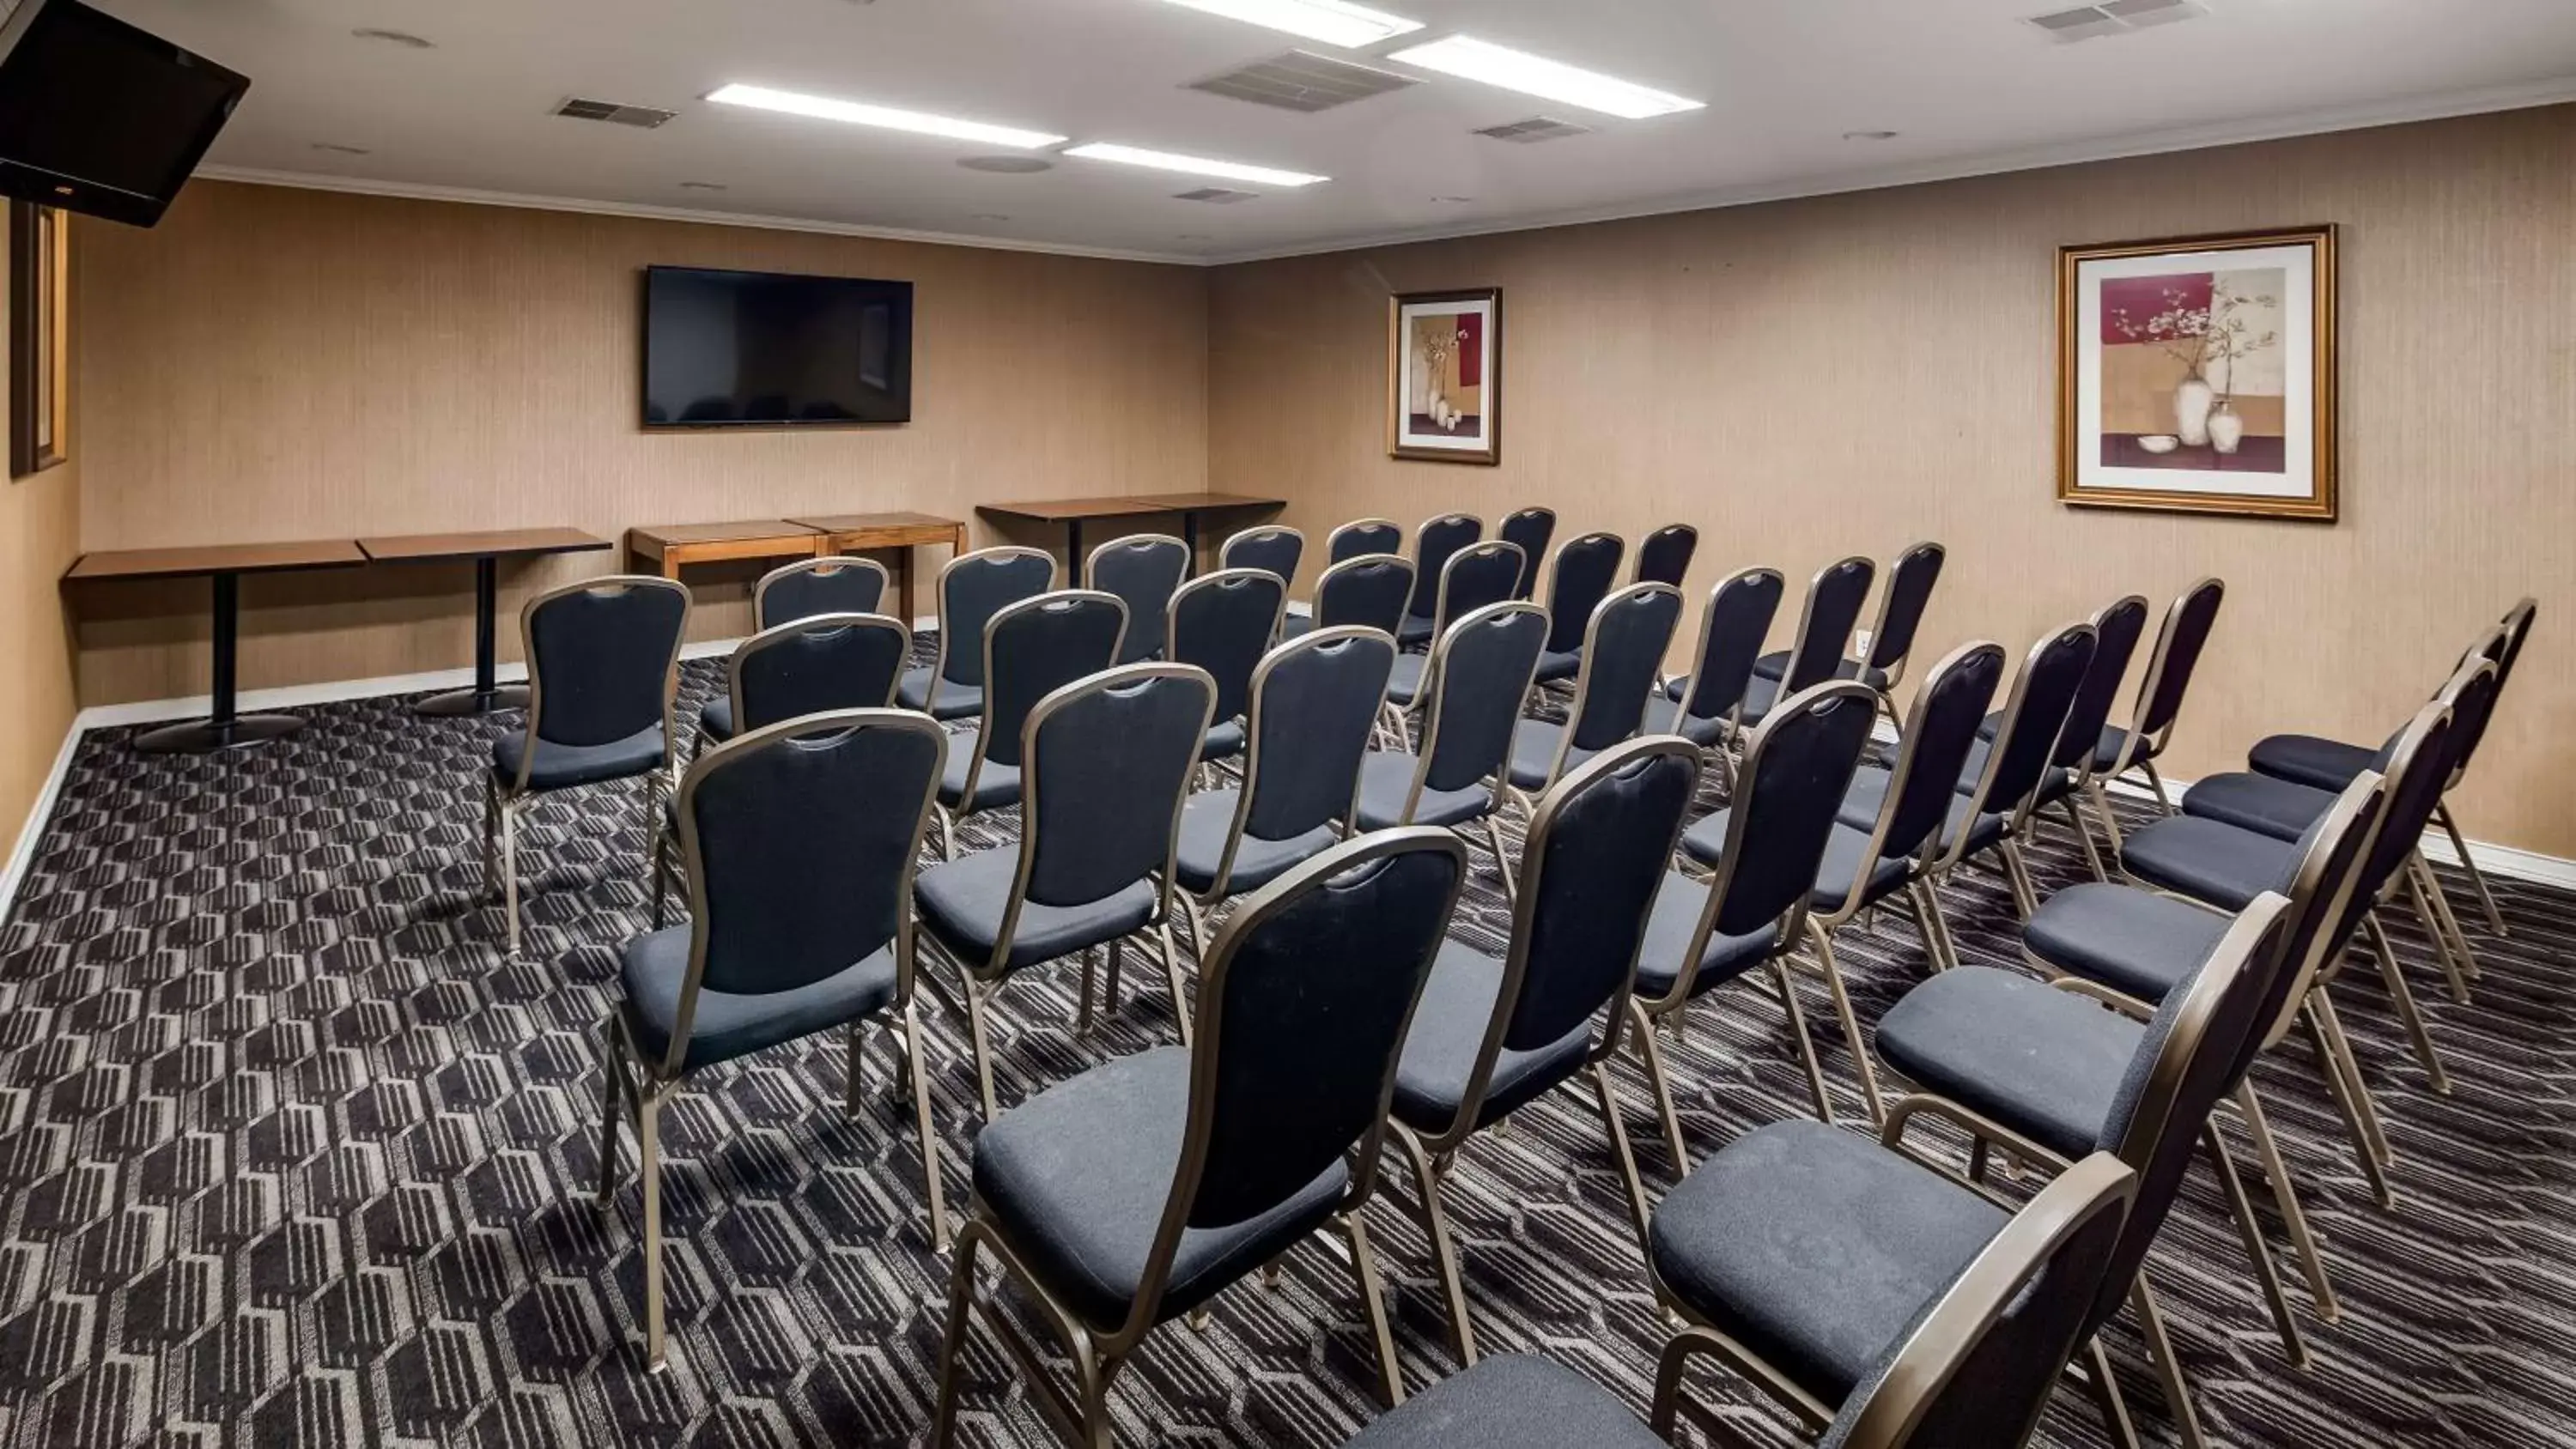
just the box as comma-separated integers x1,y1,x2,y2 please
1209,106,2576,857
0,215,82,872
69,181,1209,703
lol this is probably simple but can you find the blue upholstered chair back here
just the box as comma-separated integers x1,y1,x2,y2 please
2134,578,2225,739
1182,830,1465,1229
2440,624,2511,782
1876,643,2007,865
1677,567,1784,726
1783,556,1875,692
2343,679,2481,938
1315,555,1415,635
1328,518,1404,565
1406,513,1483,620
1704,682,1881,940
1498,508,1558,600
2239,773,2385,1083
1864,542,1945,674
1965,622,2097,828
1419,603,1547,797
1219,525,1303,585
1089,535,1190,667
938,549,1055,688
1244,628,1394,843
1633,523,1698,588
526,578,688,748
982,592,1127,770
756,556,887,628
730,613,909,733
1436,542,1525,641
2057,596,2151,776
1024,666,1214,909
1170,569,1286,728
1566,584,1682,755
682,710,943,998
1498,740,1700,1052
1540,532,1625,655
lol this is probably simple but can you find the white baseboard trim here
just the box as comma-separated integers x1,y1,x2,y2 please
0,718,89,927
2097,772,2576,891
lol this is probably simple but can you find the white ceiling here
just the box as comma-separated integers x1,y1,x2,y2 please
106,0,2576,264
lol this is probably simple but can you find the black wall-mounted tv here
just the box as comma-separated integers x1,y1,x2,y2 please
0,0,250,227
642,265,914,428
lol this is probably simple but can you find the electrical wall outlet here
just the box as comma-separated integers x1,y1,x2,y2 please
1852,628,1874,657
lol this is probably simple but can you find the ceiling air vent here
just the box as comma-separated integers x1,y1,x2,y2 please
1188,50,1416,113
1473,116,1594,145
553,97,679,129
1174,187,1259,204
2023,0,2206,43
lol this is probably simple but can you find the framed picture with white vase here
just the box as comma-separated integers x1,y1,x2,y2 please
1388,288,1500,465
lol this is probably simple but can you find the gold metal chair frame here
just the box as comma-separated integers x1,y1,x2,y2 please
914,544,1061,713
754,554,890,631
1661,565,1785,789
1217,522,1305,574
1508,579,1681,811
933,589,1131,860
1382,599,1548,905
1325,516,1403,561
1165,566,1288,791
2087,576,2223,842
1923,617,2100,925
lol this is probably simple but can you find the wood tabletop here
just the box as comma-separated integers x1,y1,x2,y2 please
358,527,611,563
976,495,1167,522
628,520,823,548
67,538,369,581
787,511,963,536
1121,491,1285,511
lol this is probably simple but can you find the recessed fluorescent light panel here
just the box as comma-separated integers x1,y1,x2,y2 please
1159,0,1421,48
706,83,1066,149
1064,142,1327,188
1387,36,1702,119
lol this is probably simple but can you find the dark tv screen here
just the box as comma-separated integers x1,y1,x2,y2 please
642,266,914,427
0,0,250,227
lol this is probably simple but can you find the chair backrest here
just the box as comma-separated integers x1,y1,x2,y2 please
1819,1153,2137,1449
1674,567,1786,727
1406,512,1483,619
2083,893,2292,1339
1412,601,1549,807
1169,568,1287,728
1132,828,1467,1335
1240,627,1395,847
727,612,910,733
978,591,1127,773
1952,621,2097,844
1218,524,1303,585
2112,577,2224,767
2439,621,2513,786
1315,554,1416,635
2337,664,2487,938
1783,555,1877,691
756,555,888,628
1662,681,1879,1005
2251,771,2388,1059
2494,596,2538,692
1498,507,1558,599
665,709,945,1073
1327,517,1404,564
1088,534,1191,666
2056,596,2152,783
522,576,690,749
1539,532,1626,655
1433,540,1525,643
1018,664,1215,913
933,546,1056,688
1862,542,1945,677
1852,642,2008,878
1555,583,1683,769
1634,523,1698,588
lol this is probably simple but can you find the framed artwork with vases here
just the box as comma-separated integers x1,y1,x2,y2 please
2057,226,2336,520
1388,288,1500,464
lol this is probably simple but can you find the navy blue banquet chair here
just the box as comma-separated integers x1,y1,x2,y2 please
1506,580,1681,802
485,575,689,957
1175,625,1394,956
1285,551,1415,641
1528,530,1626,687
1396,512,1484,647
933,590,1127,859
756,554,887,627
1167,567,1287,769
1385,736,1702,1362
930,828,1469,1440
900,545,1057,720
1354,600,1548,900
1327,516,1405,565
1384,540,1525,722
1633,521,1698,588
1498,506,1558,600
2000,593,2151,879
914,663,1216,1121
2082,576,2225,827
1086,534,1190,667
1899,620,2099,921
1689,553,1872,730
1756,542,1944,712
598,707,947,1369
1642,566,1785,773
1218,523,1303,585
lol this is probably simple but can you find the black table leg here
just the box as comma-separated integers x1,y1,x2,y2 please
416,555,527,716
1181,511,1200,577
1067,518,1086,587
137,571,305,754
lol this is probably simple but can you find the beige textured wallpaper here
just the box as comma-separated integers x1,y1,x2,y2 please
1208,106,2576,857
0,215,81,871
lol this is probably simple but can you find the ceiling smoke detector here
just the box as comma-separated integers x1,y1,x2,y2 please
553,97,680,129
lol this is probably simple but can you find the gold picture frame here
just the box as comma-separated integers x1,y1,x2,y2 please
1388,288,1500,464
9,202,70,478
2057,225,2335,520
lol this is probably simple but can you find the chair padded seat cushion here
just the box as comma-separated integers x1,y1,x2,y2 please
1832,765,2014,858
1633,870,1777,1002
2181,772,2330,844
698,696,736,743
2024,882,2233,1007
1639,691,1725,749
492,724,666,791
1506,720,1582,790
973,1045,1347,1328
1396,613,1438,647
1200,717,1247,763
1172,789,1336,897
1392,939,1590,1133
896,665,981,721
1338,1355,1664,1449
915,848,1157,974
618,925,898,1073
1874,966,2138,1162
1737,672,1782,725
938,731,1023,812
1354,750,1490,831
2120,816,2299,912
1386,653,1428,708
2248,732,2376,792
1753,651,1886,690
1649,1120,2008,1404
1531,646,1583,685
2093,724,2141,774
1809,822,1916,914
1281,612,1317,639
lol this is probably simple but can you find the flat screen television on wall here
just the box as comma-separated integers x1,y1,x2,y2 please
0,0,251,227
641,265,914,427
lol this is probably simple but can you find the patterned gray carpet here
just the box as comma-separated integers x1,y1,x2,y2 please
1,652,2569,1447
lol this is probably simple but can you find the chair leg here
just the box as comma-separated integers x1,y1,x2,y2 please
1181,894,1211,965
902,1006,950,1249
1339,1212,1406,1408
2364,912,2451,1094
1393,1127,1476,1366
2138,758,2176,812
639,1089,668,1371
1479,815,1518,906
1157,920,1193,1046
1628,1000,1692,1177
1589,1061,1655,1261
1802,919,1886,1125
1105,936,1124,1016
501,799,523,959
595,1019,625,1207
2061,797,2110,882
2081,1337,2143,1449
931,1220,987,1447
1996,840,2040,919
640,767,661,876
963,977,1002,1124
1768,957,1839,1125
1649,1331,1704,1439
933,804,956,862
2433,800,2507,936
2414,852,2481,984
1074,1343,1121,1449
1908,880,1961,973
2406,854,2476,999
2237,1083,2338,1323
1077,947,1097,1034
2202,1126,2308,1367
481,773,499,898
2131,1276,2208,1449
2309,990,2397,1178
2087,779,2127,855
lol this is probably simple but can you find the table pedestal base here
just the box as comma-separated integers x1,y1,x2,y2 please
414,684,529,718
136,714,305,755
